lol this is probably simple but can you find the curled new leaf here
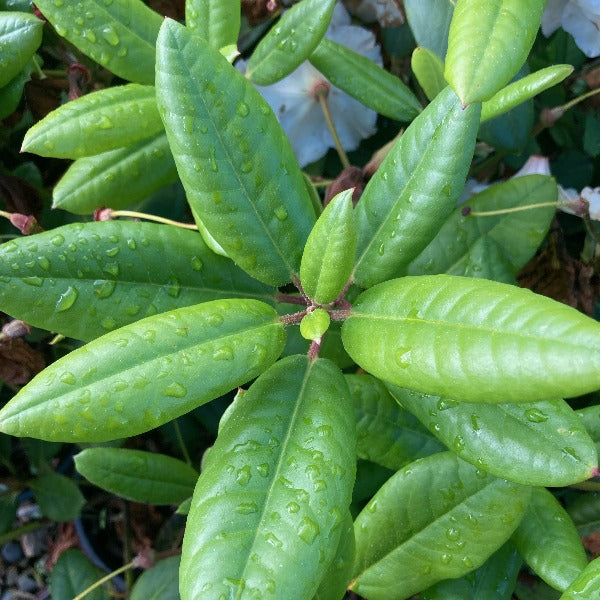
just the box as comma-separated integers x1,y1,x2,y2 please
0,12,42,88
180,355,356,599
0,299,285,441
342,275,600,403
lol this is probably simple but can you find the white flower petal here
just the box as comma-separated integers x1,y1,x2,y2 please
582,186,600,220
513,155,552,178
344,0,404,27
542,0,569,36
329,87,378,152
563,1,600,57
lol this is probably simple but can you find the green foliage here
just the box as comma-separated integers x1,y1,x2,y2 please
0,1,598,598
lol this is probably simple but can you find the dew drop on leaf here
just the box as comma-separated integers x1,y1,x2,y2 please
59,372,76,385
38,257,50,270
51,234,65,247
235,502,258,515
297,517,320,545
236,101,249,117
101,316,117,330
524,408,548,423
264,533,282,548
286,502,300,514
274,206,288,221
55,286,78,312
22,276,43,287
102,25,120,46
94,280,116,298
395,347,412,369
236,465,251,486
163,383,187,398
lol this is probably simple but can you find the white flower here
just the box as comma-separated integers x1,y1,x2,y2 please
242,3,382,167
343,0,405,27
542,0,600,58
559,185,600,219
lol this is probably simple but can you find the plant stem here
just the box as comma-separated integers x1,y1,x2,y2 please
109,210,198,230
72,560,136,600
275,293,307,306
315,88,351,169
31,56,46,79
0,520,51,545
173,419,192,467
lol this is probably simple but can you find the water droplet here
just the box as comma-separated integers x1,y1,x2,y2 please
236,465,251,486
163,383,187,398
96,114,112,129
236,101,249,117
525,408,548,423
286,502,300,514
453,435,465,452
190,256,203,271
84,28,97,42
264,532,282,548
101,316,117,330
298,517,319,545
462,556,473,568
51,234,65,246
235,502,258,515
471,414,480,431
445,527,461,541
60,371,76,385
127,239,137,250
103,262,119,277
395,347,412,369
420,564,432,575
257,463,270,477
124,304,141,316
213,346,233,361
378,243,385,255
208,147,218,172
317,424,332,437
105,246,119,257
102,25,120,46
22,276,43,287
562,447,581,461
37,257,51,270
94,279,115,298
274,206,288,221
56,286,78,312
166,276,181,298
367,499,378,513
240,161,253,174
440,553,452,564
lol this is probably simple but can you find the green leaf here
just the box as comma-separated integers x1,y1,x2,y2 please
156,19,316,286
352,86,480,289
0,221,275,341
0,12,42,88
407,175,557,283
481,65,574,122
0,493,16,534
351,452,531,600
130,556,180,600
404,0,454,58
411,47,446,101
559,557,600,600
584,113,600,158
341,274,600,403
75,448,198,504
186,0,240,50
180,355,356,600
444,0,545,104
52,133,177,214
314,512,355,600
246,0,335,85
578,404,600,449
389,385,597,486
51,549,110,600
567,492,600,537
422,542,522,600
309,37,422,122
300,308,331,342
35,0,162,84
300,189,357,304
513,487,587,591
30,472,85,521
21,84,162,158
347,374,444,471
0,299,285,441
0,58,33,119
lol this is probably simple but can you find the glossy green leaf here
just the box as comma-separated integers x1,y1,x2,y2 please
347,374,444,471
186,0,240,50
0,221,275,341
35,0,161,84
567,492,600,537
75,448,198,504
577,405,600,449
422,542,521,600
513,487,587,591
352,86,480,289
30,472,85,521
314,512,355,600
407,175,557,283
0,12,42,88
51,549,110,600
52,133,177,214
404,0,454,58
411,47,446,101
389,384,597,486
156,19,316,286
300,189,357,304
351,452,531,600
246,0,335,85
300,308,331,342
22,84,162,158
180,355,356,599
559,557,600,600
130,556,180,600
342,275,600,403
309,37,422,122
481,65,574,122
0,58,33,119
445,0,545,104
0,299,285,442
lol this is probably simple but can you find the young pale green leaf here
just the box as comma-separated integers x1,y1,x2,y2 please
186,0,240,49
21,85,162,158
0,58,34,120
347,374,444,471
0,221,275,341
246,0,336,85
75,448,198,504
300,308,331,342
342,275,600,403
180,355,356,600
559,557,600,600
388,385,597,486
156,19,316,286
309,37,422,122
130,556,180,600
353,86,480,289
35,0,161,84
444,0,545,105
351,452,531,600
513,487,588,591
52,133,177,214
300,189,357,304
0,299,285,442
51,549,110,600
422,542,522,600
408,175,557,283
0,12,42,88
314,512,355,600
411,47,446,101
404,0,454,58
481,65,574,122
30,472,85,522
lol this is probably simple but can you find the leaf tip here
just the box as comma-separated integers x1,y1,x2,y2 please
589,466,600,479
